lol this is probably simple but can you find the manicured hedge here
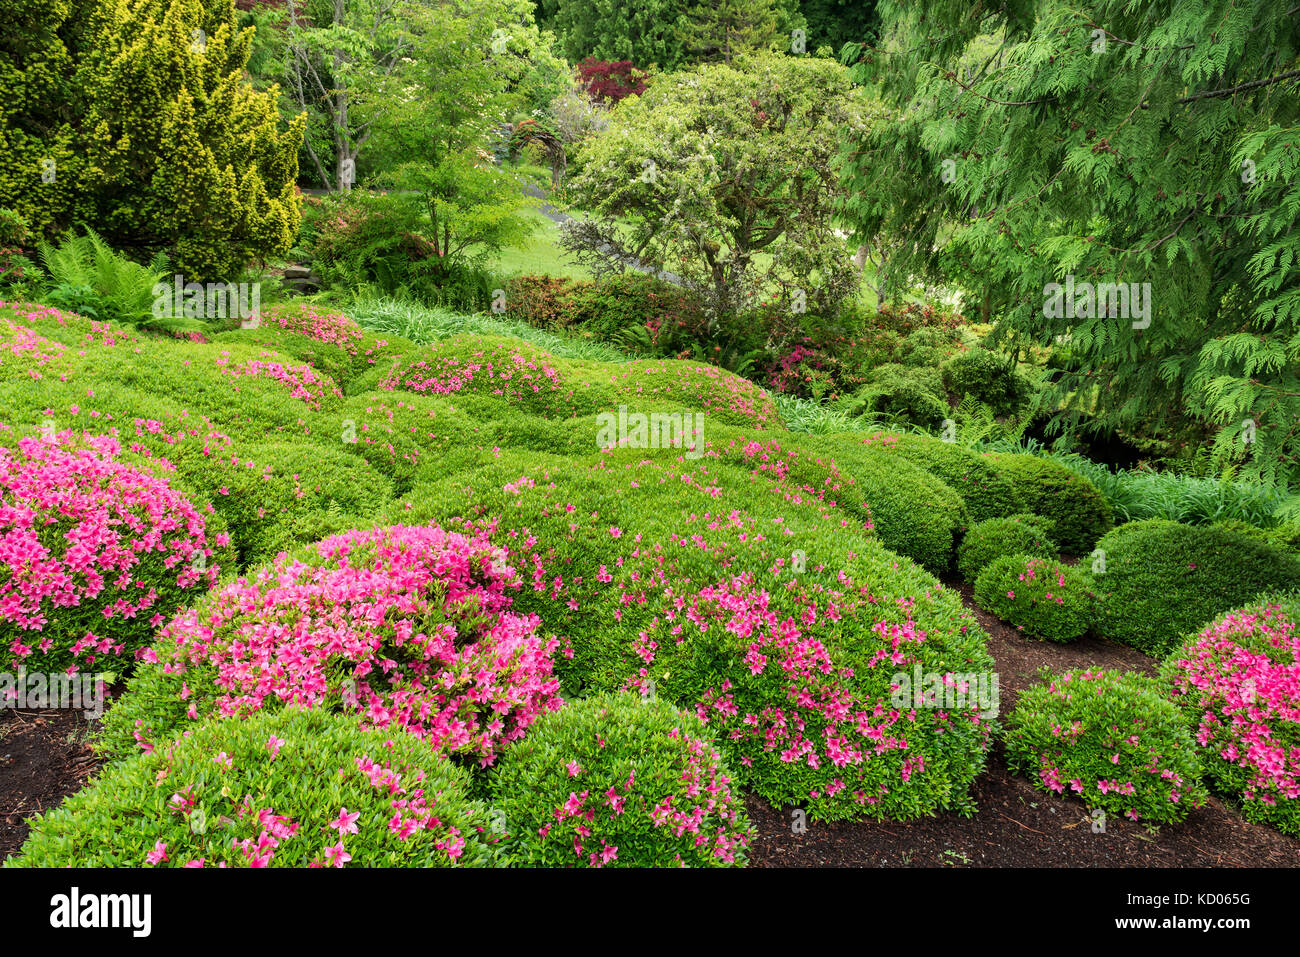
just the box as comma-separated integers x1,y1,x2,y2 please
983,452,1113,553
1093,520,1300,657
973,554,1095,642
865,432,1027,525
957,513,1057,581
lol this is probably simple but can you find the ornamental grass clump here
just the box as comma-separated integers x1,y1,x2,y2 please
0,430,230,674
490,692,752,867
1004,668,1208,825
973,554,1094,642
10,708,497,868
98,524,563,766
1161,595,1300,837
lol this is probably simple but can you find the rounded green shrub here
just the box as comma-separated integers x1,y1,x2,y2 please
940,348,1033,417
9,708,497,867
489,692,752,867
958,513,1057,581
863,432,1028,524
1004,668,1208,825
973,554,1095,642
1160,594,1300,837
851,363,949,430
1093,520,1300,656
983,452,1113,553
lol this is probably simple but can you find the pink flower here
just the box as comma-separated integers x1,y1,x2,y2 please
566,761,582,778
329,807,361,836
267,735,284,758
324,842,352,868
145,841,168,865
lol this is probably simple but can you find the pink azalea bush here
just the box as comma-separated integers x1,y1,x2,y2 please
489,692,751,867
215,352,343,411
0,430,228,674
378,338,575,418
646,574,995,822
1004,668,1208,825
13,708,499,867
1161,595,1300,836
99,524,563,767
973,554,1095,642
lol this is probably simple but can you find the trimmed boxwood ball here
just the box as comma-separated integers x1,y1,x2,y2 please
489,692,752,867
1004,668,1208,825
1160,593,1300,837
983,452,1113,553
1093,520,1300,657
10,708,497,867
973,554,1095,642
864,432,1027,524
811,433,967,574
958,513,1057,582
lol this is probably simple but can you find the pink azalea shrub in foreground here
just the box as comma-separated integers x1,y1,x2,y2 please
1161,595,1300,836
0,430,228,674
490,692,752,867
100,524,563,767
1004,668,1208,825
13,708,498,867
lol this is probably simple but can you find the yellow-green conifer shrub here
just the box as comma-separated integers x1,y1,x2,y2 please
0,0,303,282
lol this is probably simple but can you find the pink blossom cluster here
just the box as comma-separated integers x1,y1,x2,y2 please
2,318,66,379
257,303,394,370
540,727,749,867
605,360,780,429
214,352,343,410
0,430,222,671
381,348,567,407
150,524,563,765
1167,603,1300,807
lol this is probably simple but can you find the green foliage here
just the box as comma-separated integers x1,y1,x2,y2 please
10,708,497,867
876,433,1028,524
808,433,966,573
940,348,1033,418
1,0,303,280
841,0,1300,499
489,692,752,866
676,0,782,64
33,229,197,334
958,514,1056,582
983,452,1113,553
845,364,949,431
1093,520,1300,657
553,0,692,69
973,554,1095,643
1004,669,1208,825
563,53,865,318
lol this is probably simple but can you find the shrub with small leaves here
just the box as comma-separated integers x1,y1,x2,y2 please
0,429,232,674
957,513,1057,581
983,452,1113,553
1160,594,1300,837
1004,669,1208,825
1093,520,1300,657
489,692,752,867
9,708,497,867
974,554,1095,642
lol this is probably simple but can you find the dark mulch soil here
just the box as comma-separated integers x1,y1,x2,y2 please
747,577,1300,867
1,579,1296,867
0,706,104,861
